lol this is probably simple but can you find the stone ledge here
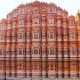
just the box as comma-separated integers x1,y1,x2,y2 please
2,78,80,80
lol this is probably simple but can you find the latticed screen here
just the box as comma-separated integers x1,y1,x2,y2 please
0,1,80,80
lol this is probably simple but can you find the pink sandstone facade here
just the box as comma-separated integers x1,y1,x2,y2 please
0,1,80,80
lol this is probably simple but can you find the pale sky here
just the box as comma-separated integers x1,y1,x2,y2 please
0,0,80,19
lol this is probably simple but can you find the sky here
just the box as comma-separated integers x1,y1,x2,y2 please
0,0,80,19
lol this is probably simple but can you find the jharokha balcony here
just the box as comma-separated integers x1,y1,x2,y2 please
0,1,80,80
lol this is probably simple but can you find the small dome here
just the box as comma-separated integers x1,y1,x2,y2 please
69,15,75,21
33,1,41,6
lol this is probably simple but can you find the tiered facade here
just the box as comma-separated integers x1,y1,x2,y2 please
0,1,80,80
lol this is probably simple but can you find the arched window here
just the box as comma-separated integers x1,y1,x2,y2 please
70,45,77,54
0,51,2,55
64,50,68,55
48,34,54,39
18,33,25,39
33,8,39,13
64,34,67,39
70,49,74,54
34,34,38,39
0,50,5,55
70,21,75,26
17,49,24,55
32,48,39,54
48,49,54,55
33,34,40,39
50,50,54,55
70,33,76,39
34,49,38,54
19,50,23,55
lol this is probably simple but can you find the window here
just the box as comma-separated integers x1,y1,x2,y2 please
33,34,39,39
33,8,39,13
70,34,76,39
50,50,54,55
19,34,23,39
48,34,53,39
42,20,46,25
17,62,24,70
64,51,68,55
42,16,46,21
48,50,54,55
19,50,22,55
34,34,38,39
48,21,53,24
72,35,75,38
17,50,23,55
0,35,5,40
18,33,24,39
32,18,40,25
57,34,62,39
42,8,46,12
64,35,67,39
48,20,54,26
50,34,53,39
27,33,31,39
54,19,56,25
35,22,37,24
58,20,62,27
0,50,5,55
33,49,39,54
0,51,2,55
70,46,76,54
70,21,75,26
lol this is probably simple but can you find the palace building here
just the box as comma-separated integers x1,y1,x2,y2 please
0,1,80,80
